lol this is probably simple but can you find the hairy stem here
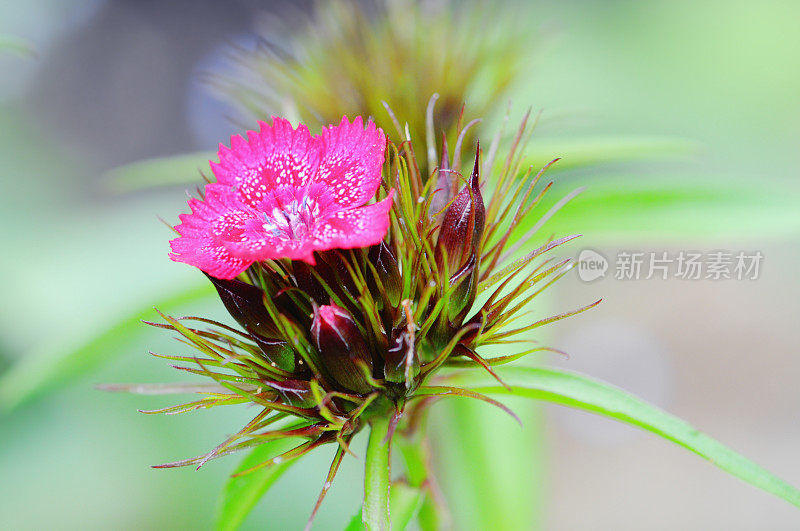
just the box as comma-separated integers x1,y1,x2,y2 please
363,416,392,530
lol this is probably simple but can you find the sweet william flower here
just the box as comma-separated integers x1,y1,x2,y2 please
169,116,394,279
110,104,599,529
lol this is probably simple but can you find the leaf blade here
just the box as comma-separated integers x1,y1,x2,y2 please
215,439,301,531
0,283,215,412
0,34,36,57
525,135,697,172
104,151,216,193
519,178,800,242
463,366,800,508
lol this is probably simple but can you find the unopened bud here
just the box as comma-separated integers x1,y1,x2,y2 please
205,274,279,337
249,335,295,372
385,327,418,386
310,303,374,394
206,274,295,370
435,146,485,275
448,252,478,324
370,240,402,307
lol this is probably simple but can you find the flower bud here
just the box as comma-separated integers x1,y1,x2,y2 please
206,274,280,337
250,335,295,372
448,251,478,324
369,240,402,307
293,252,359,305
385,326,419,386
429,133,455,219
206,274,295,370
310,303,374,394
435,147,485,276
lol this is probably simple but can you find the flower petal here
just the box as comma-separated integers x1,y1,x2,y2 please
315,116,386,207
169,192,255,279
312,191,395,251
210,117,322,208
226,218,318,264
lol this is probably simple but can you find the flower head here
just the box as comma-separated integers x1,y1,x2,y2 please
119,105,597,527
169,116,393,278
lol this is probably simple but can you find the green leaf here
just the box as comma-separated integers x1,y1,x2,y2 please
104,151,216,193
525,135,697,171
464,366,800,508
523,178,800,242
0,283,215,412
433,399,546,531
395,432,441,531
215,439,302,531
389,482,424,530
0,34,36,57
343,510,362,531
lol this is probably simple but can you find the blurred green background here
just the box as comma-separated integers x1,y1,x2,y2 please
1,0,798,529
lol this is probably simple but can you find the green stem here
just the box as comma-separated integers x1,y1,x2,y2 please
363,416,392,531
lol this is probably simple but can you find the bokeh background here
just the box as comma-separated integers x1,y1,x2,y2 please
1,0,799,529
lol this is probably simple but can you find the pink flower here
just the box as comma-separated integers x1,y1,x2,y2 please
169,116,394,279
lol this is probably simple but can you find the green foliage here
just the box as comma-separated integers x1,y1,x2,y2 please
216,439,303,531
457,366,800,508
104,151,215,193
533,178,800,242
524,135,697,171
0,34,36,57
0,283,215,412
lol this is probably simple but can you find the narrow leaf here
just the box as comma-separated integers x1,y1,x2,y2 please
95,382,230,395
389,481,424,531
215,439,302,531
524,135,696,172
521,179,800,242
104,151,215,193
0,34,36,57
463,366,800,508
0,283,215,412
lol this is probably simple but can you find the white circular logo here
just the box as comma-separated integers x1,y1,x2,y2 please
577,249,608,282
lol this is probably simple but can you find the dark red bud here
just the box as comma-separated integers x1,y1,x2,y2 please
369,240,402,307
430,133,454,218
310,303,374,394
448,252,478,324
385,327,419,385
248,334,296,373
206,274,299,370
435,146,485,275
293,252,358,306
205,274,279,337
291,260,329,305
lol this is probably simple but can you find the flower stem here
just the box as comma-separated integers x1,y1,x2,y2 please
363,416,391,531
